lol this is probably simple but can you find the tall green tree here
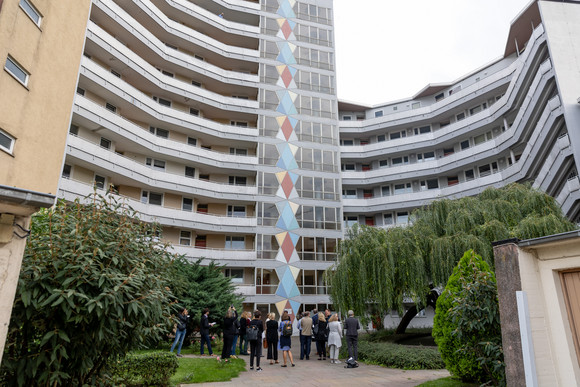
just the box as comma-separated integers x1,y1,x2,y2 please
0,194,175,386
327,183,575,331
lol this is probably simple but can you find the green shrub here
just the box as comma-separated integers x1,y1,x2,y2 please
432,250,504,385
109,352,178,386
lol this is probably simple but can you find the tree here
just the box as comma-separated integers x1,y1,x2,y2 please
168,257,243,337
327,183,576,332
433,250,504,385
0,194,175,386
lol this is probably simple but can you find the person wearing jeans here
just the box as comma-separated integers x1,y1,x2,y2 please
200,308,215,356
170,308,190,357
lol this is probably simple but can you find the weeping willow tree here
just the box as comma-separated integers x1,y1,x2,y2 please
327,183,576,332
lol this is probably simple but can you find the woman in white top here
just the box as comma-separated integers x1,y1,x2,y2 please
326,314,342,364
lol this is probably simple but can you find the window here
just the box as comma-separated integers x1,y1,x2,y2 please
182,198,193,211
229,176,247,186
150,126,169,138
344,216,358,228
146,158,166,171
443,148,455,157
341,164,355,171
456,112,466,121
19,0,41,26
69,124,79,135
187,137,197,146
100,137,111,149
383,213,393,225
381,186,390,196
342,189,356,199
447,176,459,186
414,126,431,135
165,42,178,50
185,166,195,178
362,164,371,171
179,231,191,246
340,139,354,146
374,110,383,118
94,175,105,189
379,159,389,168
417,151,435,162
153,96,171,107
199,174,209,181
460,140,470,150
230,148,248,156
141,191,163,206
440,121,450,128
0,129,15,154
435,93,444,102
377,134,386,142
394,183,412,194
230,121,248,128
105,103,117,113
197,204,208,213
111,69,121,78
342,115,352,121
465,169,475,181
411,102,421,109
227,205,246,217
5,56,29,85
391,156,409,165
76,87,85,96
192,80,202,87
225,236,245,250
420,179,439,190
363,189,373,199
62,164,72,179
189,108,200,116
224,268,244,284
195,235,207,248
161,69,174,78
396,211,409,224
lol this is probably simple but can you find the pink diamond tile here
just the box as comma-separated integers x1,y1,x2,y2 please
281,173,294,198
281,117,293,140
281,233,295,263
281,20,293,40
281,67,293,88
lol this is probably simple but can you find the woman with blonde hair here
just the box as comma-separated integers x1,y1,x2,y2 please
219,306,237,362
278,312,295,367
315,312,328,360
266,312,279,364
327,313,342,364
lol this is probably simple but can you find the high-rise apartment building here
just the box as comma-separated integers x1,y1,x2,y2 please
59,0,340,320
0,0,91,361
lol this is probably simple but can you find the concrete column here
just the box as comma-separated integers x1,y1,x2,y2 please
493,240,525,387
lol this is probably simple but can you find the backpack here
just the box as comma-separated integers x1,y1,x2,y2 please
344,357,358,368
246,325,259,341
282,321,293,337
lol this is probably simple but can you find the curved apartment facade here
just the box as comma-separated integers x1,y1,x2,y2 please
339,1,580,230
60,0,340,320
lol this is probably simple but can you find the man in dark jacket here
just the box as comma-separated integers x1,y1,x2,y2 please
200,308,215,356
344,310,360,361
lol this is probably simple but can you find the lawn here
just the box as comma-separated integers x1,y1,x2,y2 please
416,376,478,387
170,357,246,385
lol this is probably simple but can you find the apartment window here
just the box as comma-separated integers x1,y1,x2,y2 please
394,183,412,194
19,0,41,26
61,164,72,179
76,87,85,96
227,205,246,218
224,268,244,283
182,197,193,211
342,189,356,199
225,236,245,250
161,69,174,78
417,151,435,162
342,115,352,121
230,148,248,156
192,80,202,87
195,235,207,248
440,121,450,128
381,186,390,197
100,137,111,149
185,166,195,178
383,213,393,225
341,164,355,171
363,189,373,199
5,56,29,86
360,139,370,146
146,158,166,171
379,159,389,168
362,164,371,171
456,112,466,121
411,102,421,109
105,103,117,113
153,96,171,107
447,176,459,186
340,139,354,146
94,175,106,190
232,95,249,100
414,126,431,135
141,191,163,206
391,156,409,165
189,108,200,116
465,169,475,181
229,176,247,186
374,110,383,118
187,137,197,146
194,54,204,61
469,103,486,115
0,129,15,154
377,134,386,142
230,121,248,127
179,231,191,246
150,126,169,138
199,174,209,181
69,124,79,136
460,140,470,150
420,179,439,190
344,216,358,228
197,204,208,213
165,42,178,50
443,148,455,157
397,211,409,224
435,93,444,102
110,69,121,78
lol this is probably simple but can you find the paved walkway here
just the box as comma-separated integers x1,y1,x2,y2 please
182,337,449,387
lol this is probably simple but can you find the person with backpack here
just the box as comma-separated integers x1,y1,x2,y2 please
248,310,264,371
278,311,295,367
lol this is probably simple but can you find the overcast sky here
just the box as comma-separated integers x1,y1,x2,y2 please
333,0,533,106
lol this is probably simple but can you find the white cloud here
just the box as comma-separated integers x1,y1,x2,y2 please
334,0,532,105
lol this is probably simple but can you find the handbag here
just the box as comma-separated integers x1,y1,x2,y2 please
263,338,268,348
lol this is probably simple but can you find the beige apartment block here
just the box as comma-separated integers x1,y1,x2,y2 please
0,0,91,362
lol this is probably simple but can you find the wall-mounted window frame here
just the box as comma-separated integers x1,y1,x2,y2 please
4,56,29,86
0,128,16,154
19,0,41,27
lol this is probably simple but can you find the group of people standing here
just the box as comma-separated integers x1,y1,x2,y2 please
170,306,361,372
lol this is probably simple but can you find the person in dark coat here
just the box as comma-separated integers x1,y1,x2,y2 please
219,306,238,362
315,312,328,360
266,312,279,364
170,308,190,357
238,311,249,355
200,308,215,356
248,310,264,371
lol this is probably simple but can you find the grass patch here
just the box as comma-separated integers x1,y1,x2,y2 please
169,357,246,385
416,376,478,386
